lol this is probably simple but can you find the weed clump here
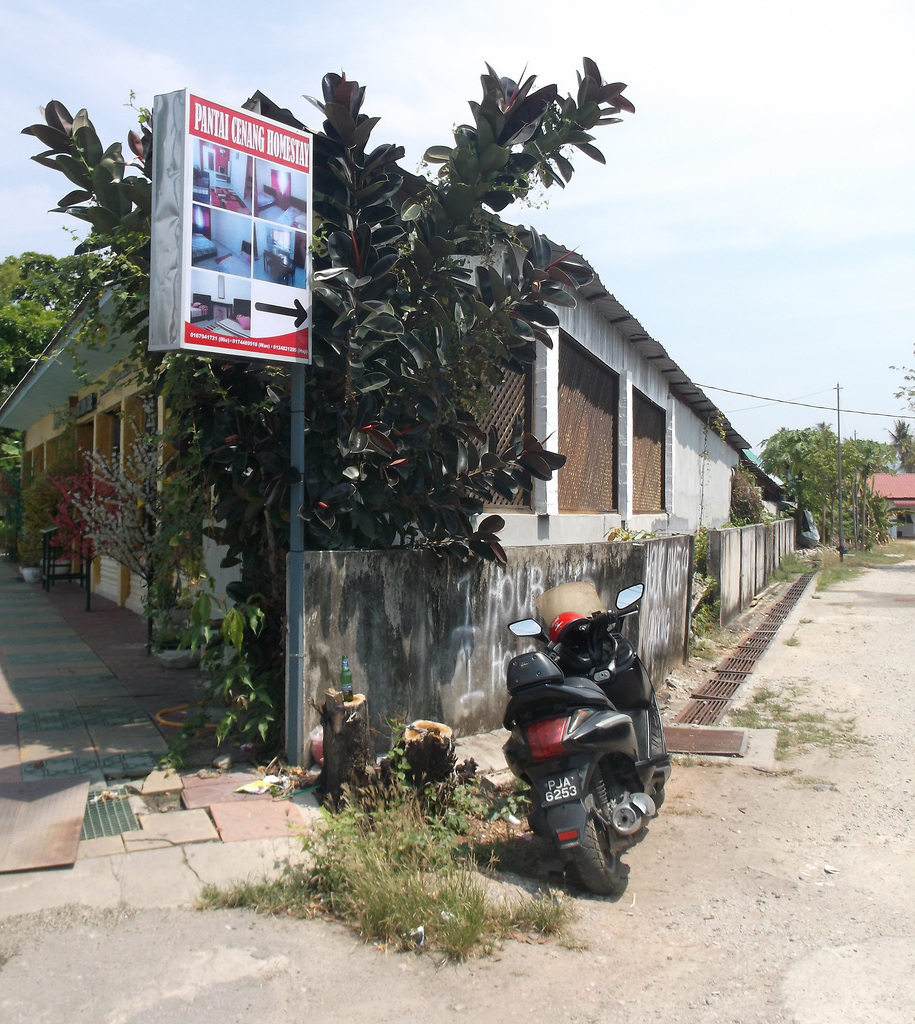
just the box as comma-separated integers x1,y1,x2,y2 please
198,771,573,959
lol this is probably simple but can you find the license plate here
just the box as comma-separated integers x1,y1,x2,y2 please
540,772,581,806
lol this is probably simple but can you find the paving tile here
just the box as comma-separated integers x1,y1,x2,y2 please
208,799,309,842
97,752,160,778
18,708,86,733
21,756,102,781
86,722,167,756
3,649,100,666
20,728,95,762
181,771,267,809
9,692,79,712
8,662,110,680
123,808,219,849
81,705,150,727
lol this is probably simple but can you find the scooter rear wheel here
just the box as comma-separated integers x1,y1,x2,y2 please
567,775,627,896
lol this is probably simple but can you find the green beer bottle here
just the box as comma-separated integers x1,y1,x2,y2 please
340,655,353,702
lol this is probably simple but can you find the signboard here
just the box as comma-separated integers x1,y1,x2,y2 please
149,90,312,364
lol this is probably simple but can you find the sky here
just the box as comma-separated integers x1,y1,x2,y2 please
2,0,913,453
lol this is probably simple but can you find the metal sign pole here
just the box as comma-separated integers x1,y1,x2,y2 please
836,382,845,561
286,361,306,763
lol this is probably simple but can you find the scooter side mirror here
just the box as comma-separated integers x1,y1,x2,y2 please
615,583,644,611
509,618,544,637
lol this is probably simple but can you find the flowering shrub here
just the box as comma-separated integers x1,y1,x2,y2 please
60,440,159,582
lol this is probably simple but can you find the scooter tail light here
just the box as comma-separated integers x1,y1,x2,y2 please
525,717,569,761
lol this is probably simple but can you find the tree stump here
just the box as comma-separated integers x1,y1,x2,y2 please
321,690,372,806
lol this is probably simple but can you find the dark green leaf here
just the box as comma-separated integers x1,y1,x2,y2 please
355,372,390,392
423,145,452,164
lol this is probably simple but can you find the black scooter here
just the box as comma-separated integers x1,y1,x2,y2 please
502,581,671,895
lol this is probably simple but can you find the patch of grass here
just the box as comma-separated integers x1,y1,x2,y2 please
197,788,576,959
771,551,818,582
729,684,864,760
784,636,800,647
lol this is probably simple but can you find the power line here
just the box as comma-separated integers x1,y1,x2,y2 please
695,383,915,421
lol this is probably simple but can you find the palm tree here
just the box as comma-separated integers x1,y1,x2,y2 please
889,420,915,473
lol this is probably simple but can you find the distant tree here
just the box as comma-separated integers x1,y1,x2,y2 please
761,426,894,548
889,419,915,473
0,251,104,398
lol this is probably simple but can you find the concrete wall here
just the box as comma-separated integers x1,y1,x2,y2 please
669,398,739,533
707,519,795,624
297,536,692,750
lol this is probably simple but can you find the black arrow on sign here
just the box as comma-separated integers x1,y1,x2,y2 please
255,298,309,328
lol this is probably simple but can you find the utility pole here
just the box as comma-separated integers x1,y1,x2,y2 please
836,383,845,561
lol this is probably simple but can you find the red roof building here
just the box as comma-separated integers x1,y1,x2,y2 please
871,474,915,537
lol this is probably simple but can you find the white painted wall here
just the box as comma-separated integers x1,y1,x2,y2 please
669,396,738,532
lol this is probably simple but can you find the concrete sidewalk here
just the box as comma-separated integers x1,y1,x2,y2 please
0,562,317,912
0,561,205,786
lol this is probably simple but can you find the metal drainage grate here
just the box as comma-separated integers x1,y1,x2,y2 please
691,678,742,700
738,632,779,650
675,698,732,726
80,788,141,841
674,572,816,728
718,654,760,674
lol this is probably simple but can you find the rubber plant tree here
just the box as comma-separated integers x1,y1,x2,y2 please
22,59,636,749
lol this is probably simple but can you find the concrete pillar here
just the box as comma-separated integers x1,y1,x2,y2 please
532,325,559,516
619,370,633,522
665,394,676,517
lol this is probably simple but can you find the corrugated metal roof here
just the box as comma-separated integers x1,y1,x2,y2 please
872,473,915,501
0,296,133,432
546,239,751,453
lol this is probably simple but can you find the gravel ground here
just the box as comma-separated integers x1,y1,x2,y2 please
1,561,913,1023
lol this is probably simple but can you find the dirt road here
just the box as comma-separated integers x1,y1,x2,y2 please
1,562,913,1023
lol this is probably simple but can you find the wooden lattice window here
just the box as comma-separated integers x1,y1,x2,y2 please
558,334,618,512
480,368,533,507
632,389,665,513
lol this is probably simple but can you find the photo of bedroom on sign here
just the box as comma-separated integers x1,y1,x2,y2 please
253,222,308,289
191,205,253,277
193,140,252,213
188,270,252,338
254,158,308,228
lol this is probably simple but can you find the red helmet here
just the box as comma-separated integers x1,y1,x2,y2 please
548,611,588,645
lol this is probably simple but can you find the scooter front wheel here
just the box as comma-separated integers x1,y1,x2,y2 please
566,775,627,896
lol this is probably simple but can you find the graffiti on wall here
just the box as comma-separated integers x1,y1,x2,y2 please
639,537,692,681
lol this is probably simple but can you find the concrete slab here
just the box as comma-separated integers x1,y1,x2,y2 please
0,852,123,918
184,835,309,886
181,771,266,809
78,835,126,859
107,845,202,908
208,799,309,843
141,768,184,795
123,808,219,850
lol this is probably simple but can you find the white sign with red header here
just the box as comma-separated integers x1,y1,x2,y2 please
149,89,312,364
